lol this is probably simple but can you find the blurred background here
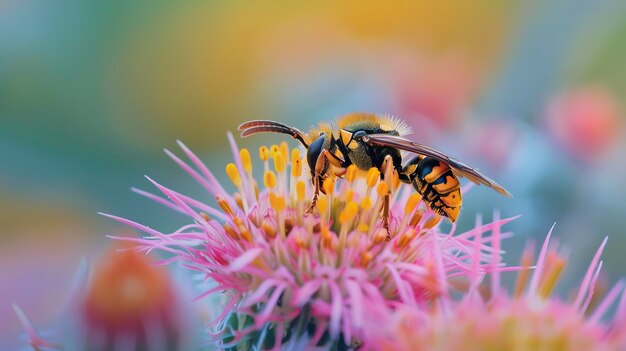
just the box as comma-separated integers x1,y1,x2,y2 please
2,0,626,348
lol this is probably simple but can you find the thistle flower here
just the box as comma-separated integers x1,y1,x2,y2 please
81,247,181,350
14,246,192,351
108,134,517,350
364,224,626,351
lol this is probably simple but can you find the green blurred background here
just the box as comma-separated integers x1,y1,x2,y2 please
2,0,626,348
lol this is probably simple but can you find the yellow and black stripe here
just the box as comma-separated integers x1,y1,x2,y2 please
401,156,462,222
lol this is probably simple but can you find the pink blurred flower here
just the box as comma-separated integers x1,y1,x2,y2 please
82,246,181,350
391,53,479,133
14,245,188,350
544,86,623,162
108,135,514,349
364,226,626,351
467,119,519,170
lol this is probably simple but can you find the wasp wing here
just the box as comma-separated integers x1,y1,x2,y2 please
362,134,512,197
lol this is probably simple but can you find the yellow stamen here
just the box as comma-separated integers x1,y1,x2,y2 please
404,193,422,215
322,178,335,196
321,224,333,249
261,222,277,239
357,223,369,233
296,181,306,201
292,159,302,177
273,153,286,173
199,212,211,222
409,210,424,227
317,197,327,212
291,149,302,177
264,171,277,189
372,229,388,244
339,202,358,224
223,224,239,240
259,146,269,161
216,196,235,217
366,167,380,188
234,217,251,242
515,248,535,297
234,193,244,210
270,145,280,158
225,163,242,187
345,165,358,182
424,215,441,229
345,189,355,203
376,182,389,198
397,228,417,248
291,148,300,164
539,255,566,298
361,251,373,266
239,148,252,174
295,235,308,249
360,197,373,210
269,192,286,212
280,142,289,162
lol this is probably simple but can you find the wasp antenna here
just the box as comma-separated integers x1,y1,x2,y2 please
238,121,309,148
238,120,293,131
240,126,288,137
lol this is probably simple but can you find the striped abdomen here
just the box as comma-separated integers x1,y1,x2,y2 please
402,156,462,222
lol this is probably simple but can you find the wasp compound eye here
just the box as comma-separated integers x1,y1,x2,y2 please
307,136,325,173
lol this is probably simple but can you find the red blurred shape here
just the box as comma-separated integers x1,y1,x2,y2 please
545,87,623,162
393,54,479,131
83,247,179,349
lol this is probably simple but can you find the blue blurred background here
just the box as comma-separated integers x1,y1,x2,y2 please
2,0,626,348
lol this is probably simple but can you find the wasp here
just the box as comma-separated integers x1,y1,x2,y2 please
238,113,510,230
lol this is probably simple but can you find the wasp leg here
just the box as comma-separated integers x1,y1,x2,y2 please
382,195,391,241
306,156,327,214
306,178,321,214
322,149,347,168
306,149,343,214
380,155,395,241
335,168,347,178
322,149,349,178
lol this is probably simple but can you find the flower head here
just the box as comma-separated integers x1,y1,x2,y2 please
82,246,180,350
365,227,626,351
109,134,516,349
14,245,190,351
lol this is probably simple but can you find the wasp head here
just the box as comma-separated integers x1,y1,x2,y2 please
307,133,334,193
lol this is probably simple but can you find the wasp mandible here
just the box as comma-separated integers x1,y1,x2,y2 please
238,113,511,231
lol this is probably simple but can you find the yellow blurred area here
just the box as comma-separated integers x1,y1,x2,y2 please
0,195,97,246
110,1,520,147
